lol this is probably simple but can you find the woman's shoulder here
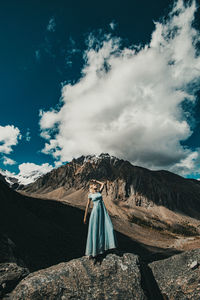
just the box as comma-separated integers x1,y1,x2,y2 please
88,192,102,198
88,192,93,198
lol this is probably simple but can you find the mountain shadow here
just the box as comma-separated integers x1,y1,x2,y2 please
0,181,180,272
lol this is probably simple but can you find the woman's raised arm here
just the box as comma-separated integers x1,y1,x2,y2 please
97,180,105,193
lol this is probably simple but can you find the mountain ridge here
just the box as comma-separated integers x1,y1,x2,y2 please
19,152,200,219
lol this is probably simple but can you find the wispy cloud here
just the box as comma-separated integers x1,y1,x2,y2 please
64,36,81,68
25,128,31,142
39,0,200,177
47,16,56,32
34,17,56,63
2,156,17,165
109,21,117,30
35,49,41,61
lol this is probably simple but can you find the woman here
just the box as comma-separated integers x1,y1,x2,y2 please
84,179,118,265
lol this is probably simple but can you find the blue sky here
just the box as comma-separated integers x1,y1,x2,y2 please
1,0,200,179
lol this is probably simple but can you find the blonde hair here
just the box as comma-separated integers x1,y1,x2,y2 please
89,182,100,193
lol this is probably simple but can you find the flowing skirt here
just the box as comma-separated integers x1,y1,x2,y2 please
85,199,118,256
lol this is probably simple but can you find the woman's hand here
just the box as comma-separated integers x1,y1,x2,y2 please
83,216,87,224
90,179,97,183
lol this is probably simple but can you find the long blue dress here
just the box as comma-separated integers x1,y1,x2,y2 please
85,192,118,257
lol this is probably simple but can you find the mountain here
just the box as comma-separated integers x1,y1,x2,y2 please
18,152,200,215
0,177,182,297
1,158,200,298
18,153,200,237
0,168,19,188
0,179,156,271
0,167,52,189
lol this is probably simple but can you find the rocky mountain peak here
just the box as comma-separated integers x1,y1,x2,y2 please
71,152,121,166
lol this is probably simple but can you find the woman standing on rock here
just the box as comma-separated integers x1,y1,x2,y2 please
84,179,118,265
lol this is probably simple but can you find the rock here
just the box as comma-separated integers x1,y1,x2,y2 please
0,262,29,298
189,260,199,270
0,233,30,298
7,253,148,300
148,248,200,299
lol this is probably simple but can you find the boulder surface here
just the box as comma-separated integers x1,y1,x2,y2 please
6,253,148,300
149,248,200,299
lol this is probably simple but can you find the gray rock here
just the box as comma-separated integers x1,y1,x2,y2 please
0,262,29,298
0,233,30,298
7,253,148,300
189,260,199,270
148,248,200,299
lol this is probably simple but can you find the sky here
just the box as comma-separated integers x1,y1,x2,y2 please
1,0,200,179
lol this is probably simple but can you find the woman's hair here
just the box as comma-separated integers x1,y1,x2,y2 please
89,182,100,192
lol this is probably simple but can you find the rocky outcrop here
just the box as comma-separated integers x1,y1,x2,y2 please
19,153,200,220
149,248,200,299
0,233,30,298
0,262,29,298
4,249,200,300
6,253,149,300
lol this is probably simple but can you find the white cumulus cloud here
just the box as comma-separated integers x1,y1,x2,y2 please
0,125,22,154
39,0,200,177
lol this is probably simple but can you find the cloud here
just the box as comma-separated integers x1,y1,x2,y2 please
47,16,56,32
39,108,61,132
39,0,200,177
35,49,41,61
2,156,17,166
170,148,200,176
54,160,64,168
0,125,22,154
64,37,81,68
109,21,117,30
25,128,31,142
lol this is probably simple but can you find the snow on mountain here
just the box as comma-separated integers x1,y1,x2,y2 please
83,153,120,165
0,163,53,188
0,168,18,186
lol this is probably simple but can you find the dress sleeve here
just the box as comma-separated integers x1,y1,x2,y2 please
88,193,92,199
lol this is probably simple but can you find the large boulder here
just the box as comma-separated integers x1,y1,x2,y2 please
6,253,148,300
148,248,200,299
